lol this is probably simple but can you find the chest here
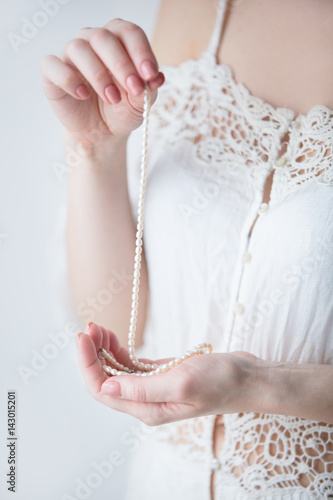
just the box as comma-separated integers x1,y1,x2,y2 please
215,0,333,116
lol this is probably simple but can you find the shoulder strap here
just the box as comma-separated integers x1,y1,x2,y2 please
207,0,228,56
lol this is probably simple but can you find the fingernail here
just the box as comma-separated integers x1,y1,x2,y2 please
75,84,90,99
141,59,158,80
85,321,94,333
104,84,121,104
101,380,121,397
126,74,144,96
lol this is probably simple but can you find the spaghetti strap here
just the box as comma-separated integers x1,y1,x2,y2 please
206,0,228,57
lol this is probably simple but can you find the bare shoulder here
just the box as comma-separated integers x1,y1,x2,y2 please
151,0,218,66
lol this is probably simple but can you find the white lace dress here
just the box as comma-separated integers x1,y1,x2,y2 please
124,1,333,498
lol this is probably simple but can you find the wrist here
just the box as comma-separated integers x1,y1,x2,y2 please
62,128,129,163
62,128,129,178
236,357,283,414
246,358,298,415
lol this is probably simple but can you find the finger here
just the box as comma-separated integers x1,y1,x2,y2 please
85,322,109,354
77,332,108,396
77,25,164,105
146,71,165,92
86,28,146,97
101,366,186,403
100,325,134,369
102,393,194,426
40,54,91,101
61,38,121,105
106,19,159,82
86,322,134,370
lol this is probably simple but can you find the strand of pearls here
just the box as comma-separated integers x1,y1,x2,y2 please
100,84,213,377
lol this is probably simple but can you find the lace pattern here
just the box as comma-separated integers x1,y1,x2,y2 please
149,51,333,203
217,413,333,497
151,414,333,498
271,107,333,203
150,415,215,462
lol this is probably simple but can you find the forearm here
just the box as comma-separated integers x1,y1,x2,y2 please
250,359,333,424
65,132,148,348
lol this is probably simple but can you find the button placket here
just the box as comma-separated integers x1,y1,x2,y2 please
232,245,253,321
226,125,296,351
225,192,270,350
229,235,253,336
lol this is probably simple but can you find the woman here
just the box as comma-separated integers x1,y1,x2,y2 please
40,0,333,498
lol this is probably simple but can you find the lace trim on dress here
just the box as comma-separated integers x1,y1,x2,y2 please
217,412,333,498
149,52,333,203
271,107,333,203
152,413,333,497
153,415,215,462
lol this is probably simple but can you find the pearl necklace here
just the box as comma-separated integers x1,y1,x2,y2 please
99,84,213,377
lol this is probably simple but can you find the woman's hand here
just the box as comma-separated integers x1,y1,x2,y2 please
40,19,164,146
77,322,263,426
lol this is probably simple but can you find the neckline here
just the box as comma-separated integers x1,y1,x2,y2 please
160,50,333,125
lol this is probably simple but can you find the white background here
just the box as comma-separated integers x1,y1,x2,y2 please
0,1,160,499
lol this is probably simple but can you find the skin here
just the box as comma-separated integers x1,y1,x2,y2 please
41,1,333,496
77,323,333,427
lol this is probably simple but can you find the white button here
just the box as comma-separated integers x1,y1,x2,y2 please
234,302,245,315
242,251,252,263
211,458,221,471
258,202,268,215
275,155,287,167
